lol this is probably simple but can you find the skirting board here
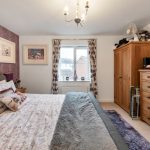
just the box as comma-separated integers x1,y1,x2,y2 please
97,99,114,103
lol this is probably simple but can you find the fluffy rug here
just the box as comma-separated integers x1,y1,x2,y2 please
106,110,150,150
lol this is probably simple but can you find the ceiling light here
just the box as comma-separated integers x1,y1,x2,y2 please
63,0,90,27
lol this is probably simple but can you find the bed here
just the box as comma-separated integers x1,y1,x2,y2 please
0,74,128,150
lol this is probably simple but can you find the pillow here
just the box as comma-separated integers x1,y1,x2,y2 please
1,92,27,106
0,97,19,112
16,91,27,102
0,82,12,92
0,88,14,98
0,102,7,114
0,80,16,93
10,93,22,105
8,80,16,92
0,74,6,81
0,80,6,84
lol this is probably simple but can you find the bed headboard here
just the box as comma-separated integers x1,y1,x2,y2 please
0,74,6,81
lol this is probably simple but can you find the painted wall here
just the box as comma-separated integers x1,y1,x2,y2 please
19,35,123,102
0,25,19,80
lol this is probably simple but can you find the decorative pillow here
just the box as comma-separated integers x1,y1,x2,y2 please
0,80,6,84
0,82,12,92
8,80,16,92
0,89,27,112
0,97,19,112
16,91,27,102
2,92,26,109
10,93,23,105
0,80,16,93
0,102,7,114
0,88,14,98
0,74,6,81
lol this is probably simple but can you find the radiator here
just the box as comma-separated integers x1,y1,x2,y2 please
58,82,90,94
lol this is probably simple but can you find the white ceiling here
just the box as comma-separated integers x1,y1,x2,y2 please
0,0,150,35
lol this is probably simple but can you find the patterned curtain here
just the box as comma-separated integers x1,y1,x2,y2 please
51,39,61,94
88,39,98,97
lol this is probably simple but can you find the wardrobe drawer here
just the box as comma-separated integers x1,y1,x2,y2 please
141,73,150,81
142,100,150,112
142,91,150,101
141,81,150,92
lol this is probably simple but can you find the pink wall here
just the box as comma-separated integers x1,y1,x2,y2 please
0,25,19,81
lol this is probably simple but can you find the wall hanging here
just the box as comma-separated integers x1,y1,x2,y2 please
23,45,48,65
0,37,16,63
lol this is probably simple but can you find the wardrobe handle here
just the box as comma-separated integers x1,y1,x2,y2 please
147,76,150,78
147,97,150,99
147,86,150,88
147,107,150,110
118,76,122,79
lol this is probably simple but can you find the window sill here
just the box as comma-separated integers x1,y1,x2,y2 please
58,80,90,82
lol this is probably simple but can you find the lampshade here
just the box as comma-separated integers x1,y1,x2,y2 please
63,0,90,26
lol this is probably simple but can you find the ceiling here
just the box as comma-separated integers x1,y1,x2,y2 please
0,0,150,35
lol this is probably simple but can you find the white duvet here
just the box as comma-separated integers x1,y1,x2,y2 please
0,94,65,150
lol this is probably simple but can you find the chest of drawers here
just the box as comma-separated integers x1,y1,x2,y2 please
139,70,150,125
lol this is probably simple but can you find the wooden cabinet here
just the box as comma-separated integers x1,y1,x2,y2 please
114,42,150,113
139,70,150,125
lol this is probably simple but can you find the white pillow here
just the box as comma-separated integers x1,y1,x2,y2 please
0,80,16,92
8,80,16,92
0,82,12,92
0,80,6,84
0,88,14,98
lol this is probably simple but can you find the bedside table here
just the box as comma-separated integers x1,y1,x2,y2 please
16,87,27,93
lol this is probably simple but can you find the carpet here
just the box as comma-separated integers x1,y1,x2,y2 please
106,110,150,150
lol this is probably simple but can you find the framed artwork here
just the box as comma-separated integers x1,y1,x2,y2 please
23,45,48,64
0,37,16,63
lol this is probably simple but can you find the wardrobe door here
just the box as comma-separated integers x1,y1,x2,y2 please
114,50,122,106
122,47,131,113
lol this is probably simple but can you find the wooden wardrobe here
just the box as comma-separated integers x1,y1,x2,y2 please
114,42,150,113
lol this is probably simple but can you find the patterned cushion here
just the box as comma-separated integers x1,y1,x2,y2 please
0,92,27,112
0,87,14,114
10,93,23,105
16,91,27,102
0,102,7,114
0,97,19,112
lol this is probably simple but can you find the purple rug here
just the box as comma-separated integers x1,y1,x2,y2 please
106,110,150,150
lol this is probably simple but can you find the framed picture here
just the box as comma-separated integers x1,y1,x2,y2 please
23,45,48,64
0,37,16,63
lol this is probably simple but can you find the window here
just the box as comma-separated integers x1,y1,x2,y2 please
58,46,90,81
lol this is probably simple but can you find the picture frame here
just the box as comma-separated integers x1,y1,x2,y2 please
23,45,48,64
0,37,16,63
